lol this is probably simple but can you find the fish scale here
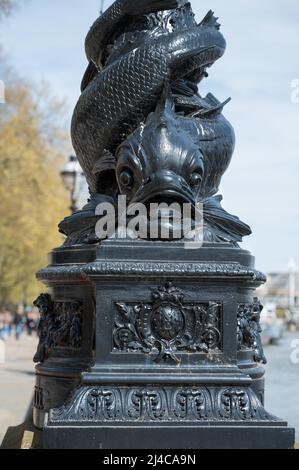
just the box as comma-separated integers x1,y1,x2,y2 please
72,46,168,191
72,12,225,193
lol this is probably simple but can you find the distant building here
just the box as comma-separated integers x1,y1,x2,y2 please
258,271,299,308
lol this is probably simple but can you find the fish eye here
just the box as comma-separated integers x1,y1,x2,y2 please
189,171,202,187
119,168,134,188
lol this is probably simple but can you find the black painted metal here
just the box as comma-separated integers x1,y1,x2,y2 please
32,0,295,449
44,426,294,450
59,1,250,247
34,240,295,448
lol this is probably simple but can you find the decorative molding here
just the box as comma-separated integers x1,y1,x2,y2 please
34,386,44,411
237,297,267,364
36,260,266,285
84,261,266,282
36,265,87,282
113,283,222,363
33,294,83,363
49,385,278,424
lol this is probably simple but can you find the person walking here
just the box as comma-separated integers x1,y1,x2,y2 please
0,311,4,340
0,310,12,341
25,309,37,337
13,306,24,340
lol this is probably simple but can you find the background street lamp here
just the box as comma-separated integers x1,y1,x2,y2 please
61,155,85,213
100,0,105,15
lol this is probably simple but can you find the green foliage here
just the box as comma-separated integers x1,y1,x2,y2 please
0,56,70,307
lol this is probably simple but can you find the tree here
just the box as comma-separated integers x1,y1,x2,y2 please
0,54,70,308
0,0,15,20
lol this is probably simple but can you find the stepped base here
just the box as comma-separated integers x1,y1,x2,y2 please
36,240,295,449
44,424,295,449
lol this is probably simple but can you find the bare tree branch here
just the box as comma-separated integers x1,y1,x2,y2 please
0,0,15,20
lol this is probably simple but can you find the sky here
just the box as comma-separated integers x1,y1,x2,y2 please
0,0,299,272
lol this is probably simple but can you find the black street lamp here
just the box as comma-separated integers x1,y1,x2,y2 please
61,155,84,214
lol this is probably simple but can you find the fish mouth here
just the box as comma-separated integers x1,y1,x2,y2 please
128,185,198,241
187,44,226,77
131,180,196,208
131,170,196,207
174,44,226,82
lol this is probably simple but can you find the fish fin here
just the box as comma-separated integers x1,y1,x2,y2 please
198,10,221,30
203,195,252,242
171,79,198,97
205,92,221,106
191,97,231,118
155,82,175,116
92,149,116,176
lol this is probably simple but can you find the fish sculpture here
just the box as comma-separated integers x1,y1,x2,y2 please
61,0,251,245
71,0,226,192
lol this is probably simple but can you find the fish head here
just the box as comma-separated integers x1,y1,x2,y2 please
115,93,204,209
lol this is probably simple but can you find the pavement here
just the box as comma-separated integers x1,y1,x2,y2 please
0,335,37,444
0,331,298,447
264,331,299,441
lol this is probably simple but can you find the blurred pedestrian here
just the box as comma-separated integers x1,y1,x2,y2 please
0,311,4,340
0,335,4,364
0,309,12,341
13,305,24,340
25,309,38,337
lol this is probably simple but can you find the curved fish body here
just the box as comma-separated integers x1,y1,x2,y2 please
115,92,235,205
72,3,226,192
81,1,185,91
115,94,205,207
114,93,249,243
178,112,235,199
63,1,252,245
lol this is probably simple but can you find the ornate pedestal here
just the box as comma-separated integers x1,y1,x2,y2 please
32,245,96,429
26,0,295,450
35,239,294,449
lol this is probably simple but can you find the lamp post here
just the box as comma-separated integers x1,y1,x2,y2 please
100,0,105,15
61,155,84,214
288,258,296,310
